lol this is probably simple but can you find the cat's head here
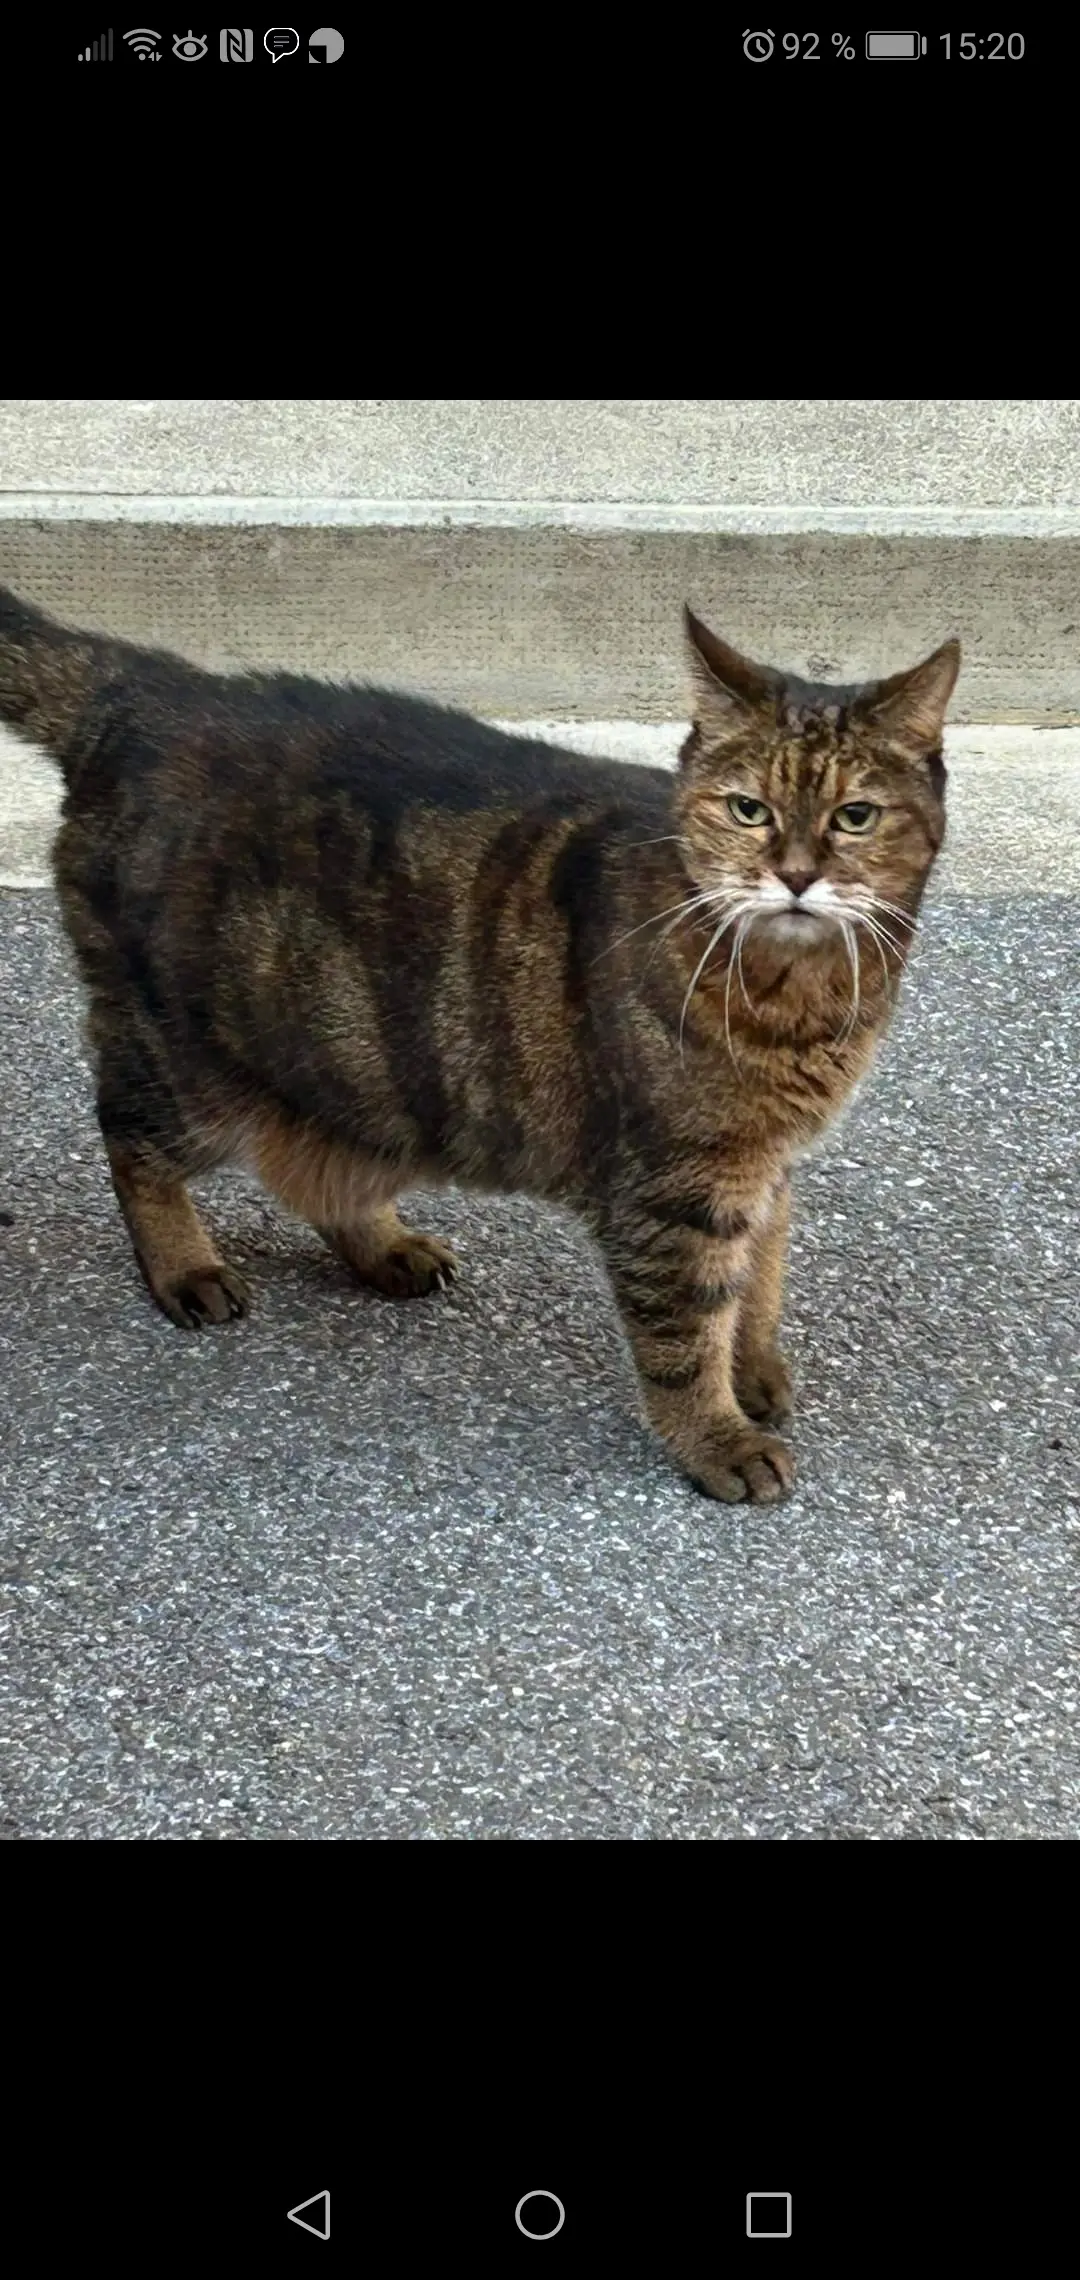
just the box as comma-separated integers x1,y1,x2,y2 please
675,608,959,955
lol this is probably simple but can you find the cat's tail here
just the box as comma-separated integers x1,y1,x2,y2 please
0,584,120,786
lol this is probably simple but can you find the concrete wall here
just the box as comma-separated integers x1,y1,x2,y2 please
1,401,1078,720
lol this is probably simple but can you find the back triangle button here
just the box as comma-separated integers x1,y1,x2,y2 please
287,2191,330,2239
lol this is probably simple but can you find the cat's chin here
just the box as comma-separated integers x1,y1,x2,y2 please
756,910,833,948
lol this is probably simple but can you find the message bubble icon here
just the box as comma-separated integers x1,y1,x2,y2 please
264,27,299,61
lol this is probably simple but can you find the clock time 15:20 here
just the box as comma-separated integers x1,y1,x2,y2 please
941,34,1025,58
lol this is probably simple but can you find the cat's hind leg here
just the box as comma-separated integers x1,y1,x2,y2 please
96,1036,249,1329
320,1206,458,1299
247,1113,457,1299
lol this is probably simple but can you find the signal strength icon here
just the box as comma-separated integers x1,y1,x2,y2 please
77,29,114,59
123,27,161,58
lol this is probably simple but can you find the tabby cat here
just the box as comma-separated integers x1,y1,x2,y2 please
0,586,958,1503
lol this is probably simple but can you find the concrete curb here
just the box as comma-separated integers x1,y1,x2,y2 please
7,496,1080,535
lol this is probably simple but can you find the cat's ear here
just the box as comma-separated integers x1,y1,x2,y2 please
857,639,961,753
683,607,776,739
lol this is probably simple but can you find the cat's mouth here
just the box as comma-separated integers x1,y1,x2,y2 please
758,907,833,945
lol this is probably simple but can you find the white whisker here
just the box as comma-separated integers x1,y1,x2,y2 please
723,919,751,1068
834,919,861,1046
864,893,919,930
641,887,743,979
848,910,901,997
734,918,756,1016
678,902,750,1061
863,918,906,963
848,903,904,953
853,907,906,963
592,890,714,966
848,890,920,934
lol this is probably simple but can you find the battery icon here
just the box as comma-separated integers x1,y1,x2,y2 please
866,31,926,58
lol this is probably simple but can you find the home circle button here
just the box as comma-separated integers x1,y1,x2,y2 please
515,2191,566,2239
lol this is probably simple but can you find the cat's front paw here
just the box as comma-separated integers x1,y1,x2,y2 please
734,1345,793,1427
681,1421,794,1505
153,1262,251,1330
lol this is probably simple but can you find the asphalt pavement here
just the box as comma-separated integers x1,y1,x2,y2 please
1,728,1077,1838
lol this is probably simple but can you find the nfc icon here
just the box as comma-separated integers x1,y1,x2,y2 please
220,27,254,60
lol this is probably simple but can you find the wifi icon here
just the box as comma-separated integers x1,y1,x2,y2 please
123,27,162,58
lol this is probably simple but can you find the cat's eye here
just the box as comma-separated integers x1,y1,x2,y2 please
727,794,773,828
832,801,880,835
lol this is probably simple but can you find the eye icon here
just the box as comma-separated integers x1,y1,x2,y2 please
172,29,208,58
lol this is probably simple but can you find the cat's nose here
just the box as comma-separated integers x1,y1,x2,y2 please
777,868,817,900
